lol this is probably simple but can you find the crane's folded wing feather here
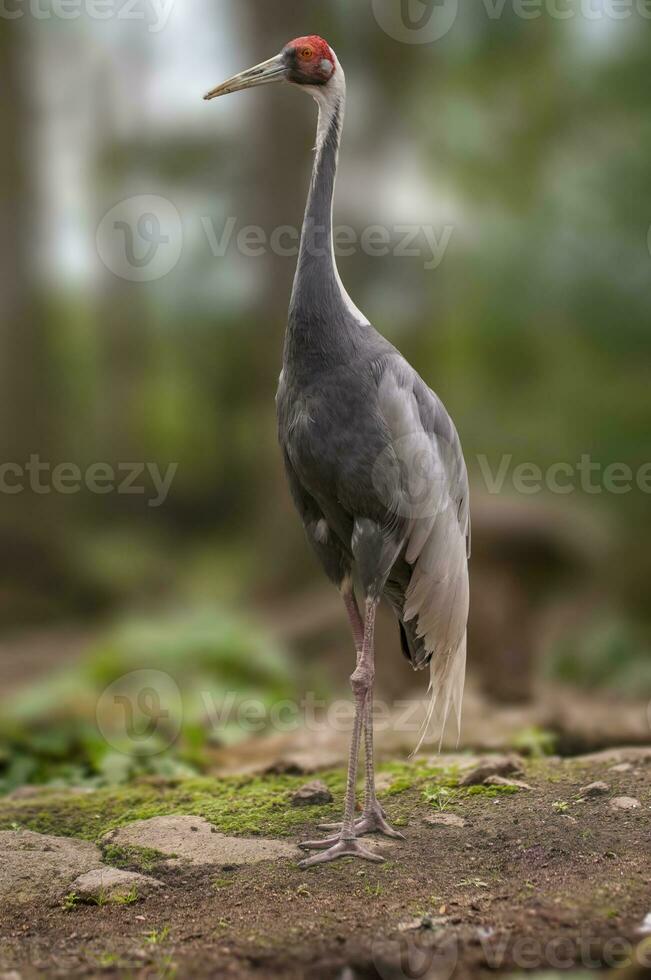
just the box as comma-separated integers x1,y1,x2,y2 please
376,359,470,750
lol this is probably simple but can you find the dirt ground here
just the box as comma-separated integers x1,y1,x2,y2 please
1,751,650,979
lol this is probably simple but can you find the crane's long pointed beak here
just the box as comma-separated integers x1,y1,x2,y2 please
203,53,287,100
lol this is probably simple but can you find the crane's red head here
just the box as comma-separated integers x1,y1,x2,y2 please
282,36,336,86
203,36,337,101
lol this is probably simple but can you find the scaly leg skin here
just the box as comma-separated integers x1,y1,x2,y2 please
299,599,385,868
317,695,405,840
315,588,405,842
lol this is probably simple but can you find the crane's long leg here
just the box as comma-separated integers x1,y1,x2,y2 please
298,599,385,868
315,588,404,841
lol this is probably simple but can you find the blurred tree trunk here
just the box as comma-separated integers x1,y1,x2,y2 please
0,21,67,623
92,50,153,470
0,22,52,465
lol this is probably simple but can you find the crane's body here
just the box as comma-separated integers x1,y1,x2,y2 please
205,36,470,868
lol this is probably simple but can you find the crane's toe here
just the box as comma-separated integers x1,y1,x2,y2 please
298,834,340,850
357,809,406,840
298,838,385,869
317,805,405,840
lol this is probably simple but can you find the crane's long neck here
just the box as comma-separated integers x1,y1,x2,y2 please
286,67,367,368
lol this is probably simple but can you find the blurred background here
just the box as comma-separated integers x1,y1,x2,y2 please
1,0,650,791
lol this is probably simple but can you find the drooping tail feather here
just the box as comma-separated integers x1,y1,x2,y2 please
412,632,467,755
405,496,469,755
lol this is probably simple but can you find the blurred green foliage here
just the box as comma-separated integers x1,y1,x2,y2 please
0,608,299,793
509,726,558,759
0,2,650,798
548,617,651,697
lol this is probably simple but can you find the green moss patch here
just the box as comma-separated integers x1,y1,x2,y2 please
0,761,462,842
101,843,168,873
0,756,525,848
0,772,346,841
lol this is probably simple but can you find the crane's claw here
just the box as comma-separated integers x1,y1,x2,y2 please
317,805,405,840
298,837,385,869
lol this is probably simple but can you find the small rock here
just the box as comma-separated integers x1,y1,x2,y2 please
424,813,467,828
610,762,633,773
458,755,524,787
610,796,641,811
484,776,531,790
103,815,300,866
291,780,333,807
70,868,162,904
0,831,102,905
263,761,305,776
580,781,610,797
399,915,446,932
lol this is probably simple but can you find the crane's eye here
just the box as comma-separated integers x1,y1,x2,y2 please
300,46,314,60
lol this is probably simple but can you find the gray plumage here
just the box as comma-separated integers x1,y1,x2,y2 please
276,78,470,747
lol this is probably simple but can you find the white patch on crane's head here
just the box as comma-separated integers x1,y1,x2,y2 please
320,59,334,76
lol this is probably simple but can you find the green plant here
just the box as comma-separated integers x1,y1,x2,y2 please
62,891,80,911
213,876,233,890
97,952,119,967
423,787,457,811
113,886,139,906
365,882,383,897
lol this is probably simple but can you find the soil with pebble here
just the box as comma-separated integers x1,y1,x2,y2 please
1,749,650,979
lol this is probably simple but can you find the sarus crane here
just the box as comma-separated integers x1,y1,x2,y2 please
204,36,470,868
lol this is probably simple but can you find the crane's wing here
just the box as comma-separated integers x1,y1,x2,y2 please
375,358,470,750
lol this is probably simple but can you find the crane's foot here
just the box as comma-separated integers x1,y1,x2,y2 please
298,836,385,869
317,803,405,840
